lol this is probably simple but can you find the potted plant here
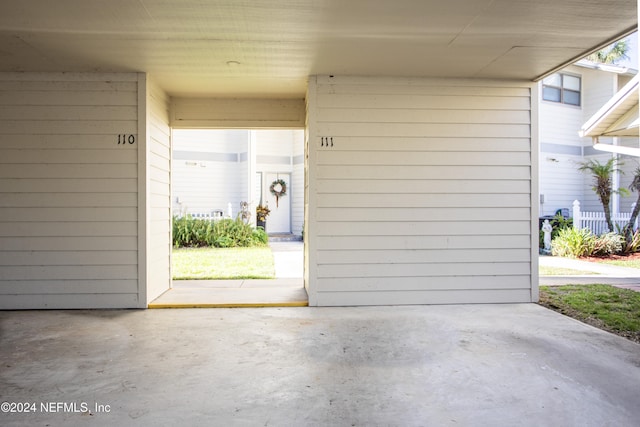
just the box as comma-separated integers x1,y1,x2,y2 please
256,204,270,231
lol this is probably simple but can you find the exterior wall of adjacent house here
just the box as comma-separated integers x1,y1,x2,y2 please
306,75,536,306
539,63,637,217
254,130,305,235
172,129,304,236
292,130,305,237
172,129,248,216
0,72,150,309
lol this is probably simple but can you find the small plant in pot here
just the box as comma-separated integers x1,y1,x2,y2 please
256,204,270,231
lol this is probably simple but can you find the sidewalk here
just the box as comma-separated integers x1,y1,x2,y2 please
539,255,640,291
270,240,303,278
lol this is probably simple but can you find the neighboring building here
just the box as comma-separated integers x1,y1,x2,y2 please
172,129,304,236
539,59,638,219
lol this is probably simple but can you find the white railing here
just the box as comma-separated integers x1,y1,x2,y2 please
572,200,638,235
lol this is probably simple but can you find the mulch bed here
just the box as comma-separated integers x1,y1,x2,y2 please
580,252,640,263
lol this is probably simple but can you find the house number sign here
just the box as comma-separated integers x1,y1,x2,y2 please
117,134,136,145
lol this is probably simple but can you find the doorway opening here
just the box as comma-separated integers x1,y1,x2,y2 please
152,129,306,307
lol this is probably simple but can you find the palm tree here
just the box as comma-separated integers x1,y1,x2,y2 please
624,166,640,242
578,158,625,233
586,40,629,65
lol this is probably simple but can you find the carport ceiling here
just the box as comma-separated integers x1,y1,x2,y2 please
0,0,636,98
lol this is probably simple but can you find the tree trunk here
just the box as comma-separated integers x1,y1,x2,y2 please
604,209,614,232
625,194,640,242
600,197,613,233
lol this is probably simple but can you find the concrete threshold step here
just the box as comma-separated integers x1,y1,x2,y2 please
268,233,303,242
149,279,308,308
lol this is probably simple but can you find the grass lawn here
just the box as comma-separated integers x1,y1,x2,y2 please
172,247,275,280
597,258,640,269
539,266,599,275
539,285,640,343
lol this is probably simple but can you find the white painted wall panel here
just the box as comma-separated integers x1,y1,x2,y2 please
306,75,534,306
143,77,172,305
0,72,140,309
580,66,616,119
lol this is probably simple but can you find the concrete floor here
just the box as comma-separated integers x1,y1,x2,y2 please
1,304,640,426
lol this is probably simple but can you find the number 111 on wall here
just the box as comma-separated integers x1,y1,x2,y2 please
117,134,136,145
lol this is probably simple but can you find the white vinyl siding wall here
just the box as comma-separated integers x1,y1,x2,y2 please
538,73,585,217
0,72,140,308
306,76,535,306
143,78,172,304
255,130,304,235
172,130,247,215
539,153,584,216
292,130,305,236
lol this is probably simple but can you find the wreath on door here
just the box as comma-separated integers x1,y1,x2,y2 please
270,179,287,207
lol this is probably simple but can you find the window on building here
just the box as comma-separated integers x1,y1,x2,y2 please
542,73,581,106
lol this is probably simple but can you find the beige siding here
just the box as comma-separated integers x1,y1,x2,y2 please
306,76,534,306
0,72,140,308
171,98,305,128
143,77,172,304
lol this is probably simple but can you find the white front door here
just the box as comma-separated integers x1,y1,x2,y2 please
265,173,291,233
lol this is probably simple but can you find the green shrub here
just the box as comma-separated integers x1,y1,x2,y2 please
172,216,268,248
540,213,573,248
592,232,623,256
252,226,268,245
622,229,640,254
551,227,596,258
173,215,197,247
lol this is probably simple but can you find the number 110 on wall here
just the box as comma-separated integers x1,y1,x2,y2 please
117,134,136,145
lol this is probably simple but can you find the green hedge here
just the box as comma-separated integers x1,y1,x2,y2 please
172,216,268,248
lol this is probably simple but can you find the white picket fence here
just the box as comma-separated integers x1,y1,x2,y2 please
572,200,638,235
189,211,224,221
